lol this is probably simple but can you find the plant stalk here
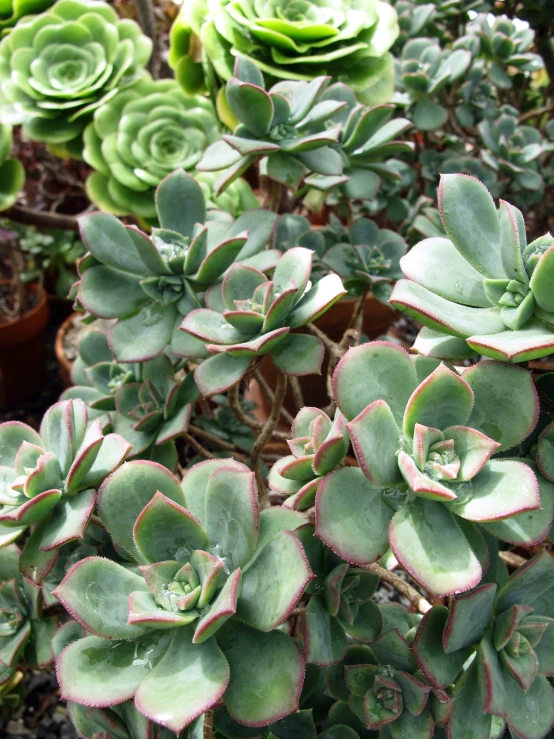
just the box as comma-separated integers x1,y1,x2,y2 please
250,372,287,507
364,563,432,615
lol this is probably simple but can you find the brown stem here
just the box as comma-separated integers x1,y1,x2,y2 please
520,101,554,123
4,204,81,231
228,382,289,441
250,372,287,507
364,563,432,615
289,376,304,413
203,709,214,739
188,424,239,453
254,369,295,425
182,432,215,459
269,180,282,213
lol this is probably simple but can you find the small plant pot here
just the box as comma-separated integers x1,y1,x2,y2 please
54,311,79,387
0,281,49,408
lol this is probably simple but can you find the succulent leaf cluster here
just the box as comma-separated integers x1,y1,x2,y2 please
55,458,313,733
391,173,554,362
315,340,553,596
0,0,53,32
395,38,472,131
76,170,279,364
0,0,152,150
0,400,130,583
171,0,400,104
83,78,220,221
180,246,346,396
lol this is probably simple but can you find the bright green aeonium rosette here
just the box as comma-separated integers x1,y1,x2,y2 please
0,0,53,32
83,78,224,221
0,0,151,151
171,0,400,105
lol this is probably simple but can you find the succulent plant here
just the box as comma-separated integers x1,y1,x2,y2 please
194,393,257,453
55,458,313,732
299,534,383,666
0,544,58,672
315,340,552,596
0,123,23,211
180,246,346,396
0,0,151,151
341,629,452,736
390,173,554,362
198,57,347,195
0,399,130,582
413,551,554,739
195,171,260,218
269,407,349,511
68,700,185,739
478,106,545,197
83,78,221,221
76,170,279,364
172,0,400,105
0,0,52,31
392,0,436,46
467,13,544,89
112,355,199,470
455,60,499,127
396,38,472,131
319,86,414,201
321,216,407,301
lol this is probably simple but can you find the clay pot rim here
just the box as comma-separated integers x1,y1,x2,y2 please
55,311,79,384
0,279,46,329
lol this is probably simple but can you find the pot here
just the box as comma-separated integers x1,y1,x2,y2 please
0,281,49,408
54,311,79,387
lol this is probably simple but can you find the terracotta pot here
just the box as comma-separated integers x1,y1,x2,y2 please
0,282,49,408
55,311,78,387
259,293,397,414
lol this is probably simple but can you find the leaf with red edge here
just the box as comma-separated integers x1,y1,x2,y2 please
127,590,198,629
279,455,314,481
193,569,242,643
304,597,347,666
282,479,320,510
19,521,58,583
500,641,538,691
237,530,313,631
372,629,418,673
448,660,492,739
395,671,431,716
54,557,149,639
0,489,62,526
0,621,31,668
477,634,507,717
333,342,418,424
0,422,43,468
180,459,246,526
443,426,500,481
217,620,305,727
450,460,539,522
270,334,325,376
537,421,554,481
39,490,96,551
194,353,253,396
66,421,104,494
389,499,482,596
495,550,554,613
504,674,554,739
403,364,473,438
347,400,402,487
57,633,169,708
316,467,392,566
98,461,185,561
397,452,456,501
412,606,470,689
180,309,249,345
289,274,346,328
443,583,497,653
133,492,208,564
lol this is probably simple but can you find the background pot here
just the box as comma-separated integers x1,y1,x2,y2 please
54,311,78,387
0,281,49,408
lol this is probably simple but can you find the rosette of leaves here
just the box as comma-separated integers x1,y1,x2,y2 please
83,78,220,221
0,0,152,149
0,0,52,31
0,123,23,211
0,544,58,672
315,340,553,596
195,171,260,218
321,216,407,302
112,355,199,470
468,13,544,89
0,399,130,582
317,86,414,201
54,458,314,732
197,57,346,195
173,0,400,105
478,106,545,199
298,531,383,666
412,551,554,739
180,246,346,396
274,213,329,282
340,630,452,737
76,170,279,364
396,38,472,131
390,174,554,362
269,407,349,511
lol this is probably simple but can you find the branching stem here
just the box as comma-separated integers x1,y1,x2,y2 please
250,372,287,507
364,563,432,615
